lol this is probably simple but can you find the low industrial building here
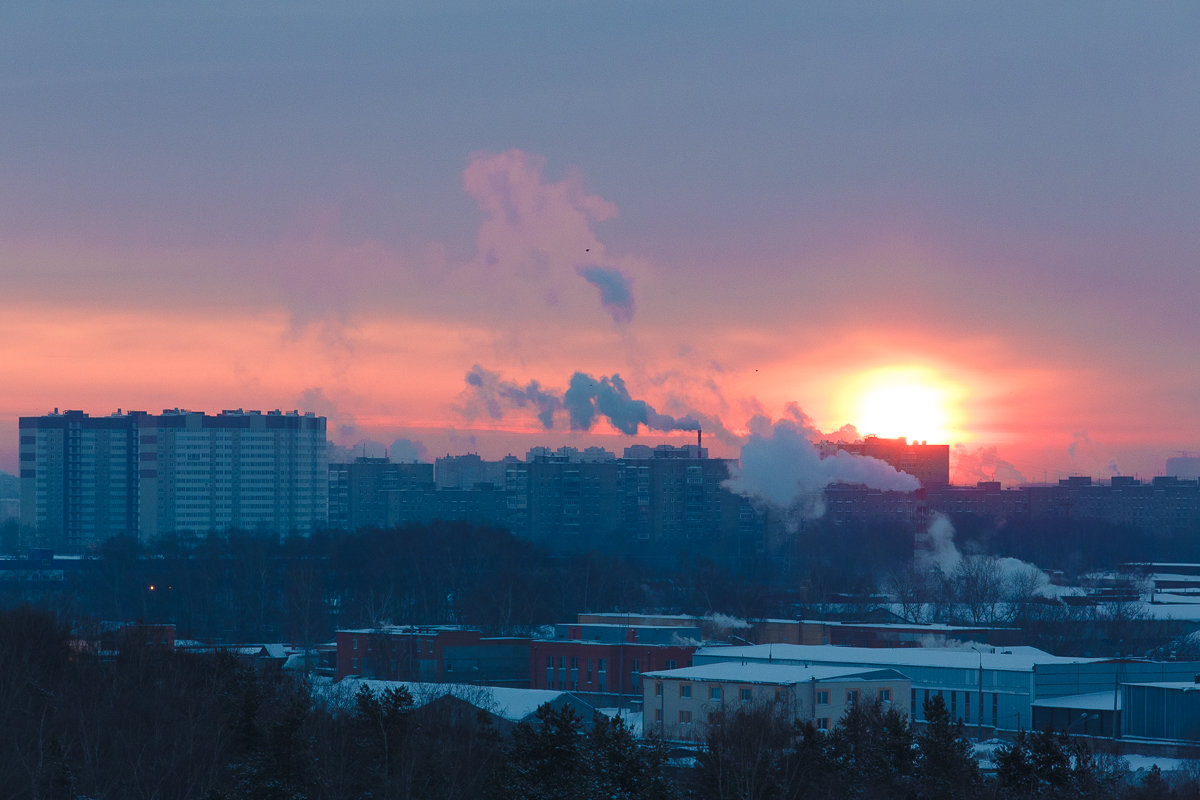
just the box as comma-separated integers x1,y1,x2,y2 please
1122,681,1200,742
529,623,699,698
693,644,1200,735
336,626,530,686
641,661,910,741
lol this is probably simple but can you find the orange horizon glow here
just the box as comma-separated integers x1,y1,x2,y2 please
836,366,966,445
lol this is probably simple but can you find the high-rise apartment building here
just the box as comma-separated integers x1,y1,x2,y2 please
19,410,140,550
20,409,327,549
820,436,950,487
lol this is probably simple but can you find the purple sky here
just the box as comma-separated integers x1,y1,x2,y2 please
3,3,1199,484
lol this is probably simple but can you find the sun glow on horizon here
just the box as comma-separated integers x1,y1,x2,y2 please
843,367,963,445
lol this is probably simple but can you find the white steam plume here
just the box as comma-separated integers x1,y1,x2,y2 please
723,414,920,521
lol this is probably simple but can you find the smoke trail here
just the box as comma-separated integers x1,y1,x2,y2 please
564,372,699,435
463,365,561,428
462,366,702,435
576,265,635,325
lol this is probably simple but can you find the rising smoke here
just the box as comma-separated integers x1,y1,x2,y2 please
722,413,920,520
576,265,635,325
464,365,561,428
564,372,698,435
462,366,701,436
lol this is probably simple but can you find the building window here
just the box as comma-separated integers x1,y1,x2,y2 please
445,661,453,673
846,690,859,706
679,710,692,724
965,692,971,721
950,691,956,716
680,683,692,698
992,693,998,727
740,687,752,701
352,637,358,650
655,709,663,722
709,686,722,700
880,689,891,703
912,689,917,716
655,682,663,697
774,688,787,704
816,690,830,705
351,658,358,670
817,718,831,731
667,659,678,669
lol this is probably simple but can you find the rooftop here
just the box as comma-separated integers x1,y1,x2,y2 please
695,644,1105,673
642,661,904,685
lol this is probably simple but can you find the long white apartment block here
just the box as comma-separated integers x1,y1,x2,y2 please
19,409,327,549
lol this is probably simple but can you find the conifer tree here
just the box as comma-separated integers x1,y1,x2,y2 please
914,694,980,800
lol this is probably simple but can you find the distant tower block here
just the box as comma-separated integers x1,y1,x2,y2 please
1166,456,1200,480
823,436,950,488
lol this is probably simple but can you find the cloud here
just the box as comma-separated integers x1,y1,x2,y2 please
389,438,427,462
1068,430,1120,476
576,265,634,324
463,149,642,323
462,364,561,428
298,386,360,442
952,444,1027,486
723,412,920,521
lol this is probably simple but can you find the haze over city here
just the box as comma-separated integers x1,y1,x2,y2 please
4,3,1199,484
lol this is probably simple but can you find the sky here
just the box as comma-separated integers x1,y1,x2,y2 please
3,2,1199,485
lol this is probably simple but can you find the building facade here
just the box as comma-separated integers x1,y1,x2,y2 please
328,458,434,530
642,661,910,740
693,644,1200,736
821,436,950,488
335,626,531,686
20,409,327,548
529,624,698,697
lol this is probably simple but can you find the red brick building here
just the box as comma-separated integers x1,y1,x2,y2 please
529,624,698,696
336,626,530,686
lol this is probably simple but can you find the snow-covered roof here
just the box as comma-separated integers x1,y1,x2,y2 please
336,624,471,635
1148,593,1200,604
695,644,1102,673
330,678,593,722
1033,691,1120,711
1124,681,1200,691
259,643,290,659
1139,604,1200,621
642,661,904,685
797,619,1012,632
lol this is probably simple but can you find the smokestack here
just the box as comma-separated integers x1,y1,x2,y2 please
698,427,702,449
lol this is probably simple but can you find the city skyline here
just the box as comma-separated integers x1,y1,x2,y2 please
4,4,1200,483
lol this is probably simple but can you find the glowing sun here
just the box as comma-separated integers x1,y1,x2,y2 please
848,368,960,444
